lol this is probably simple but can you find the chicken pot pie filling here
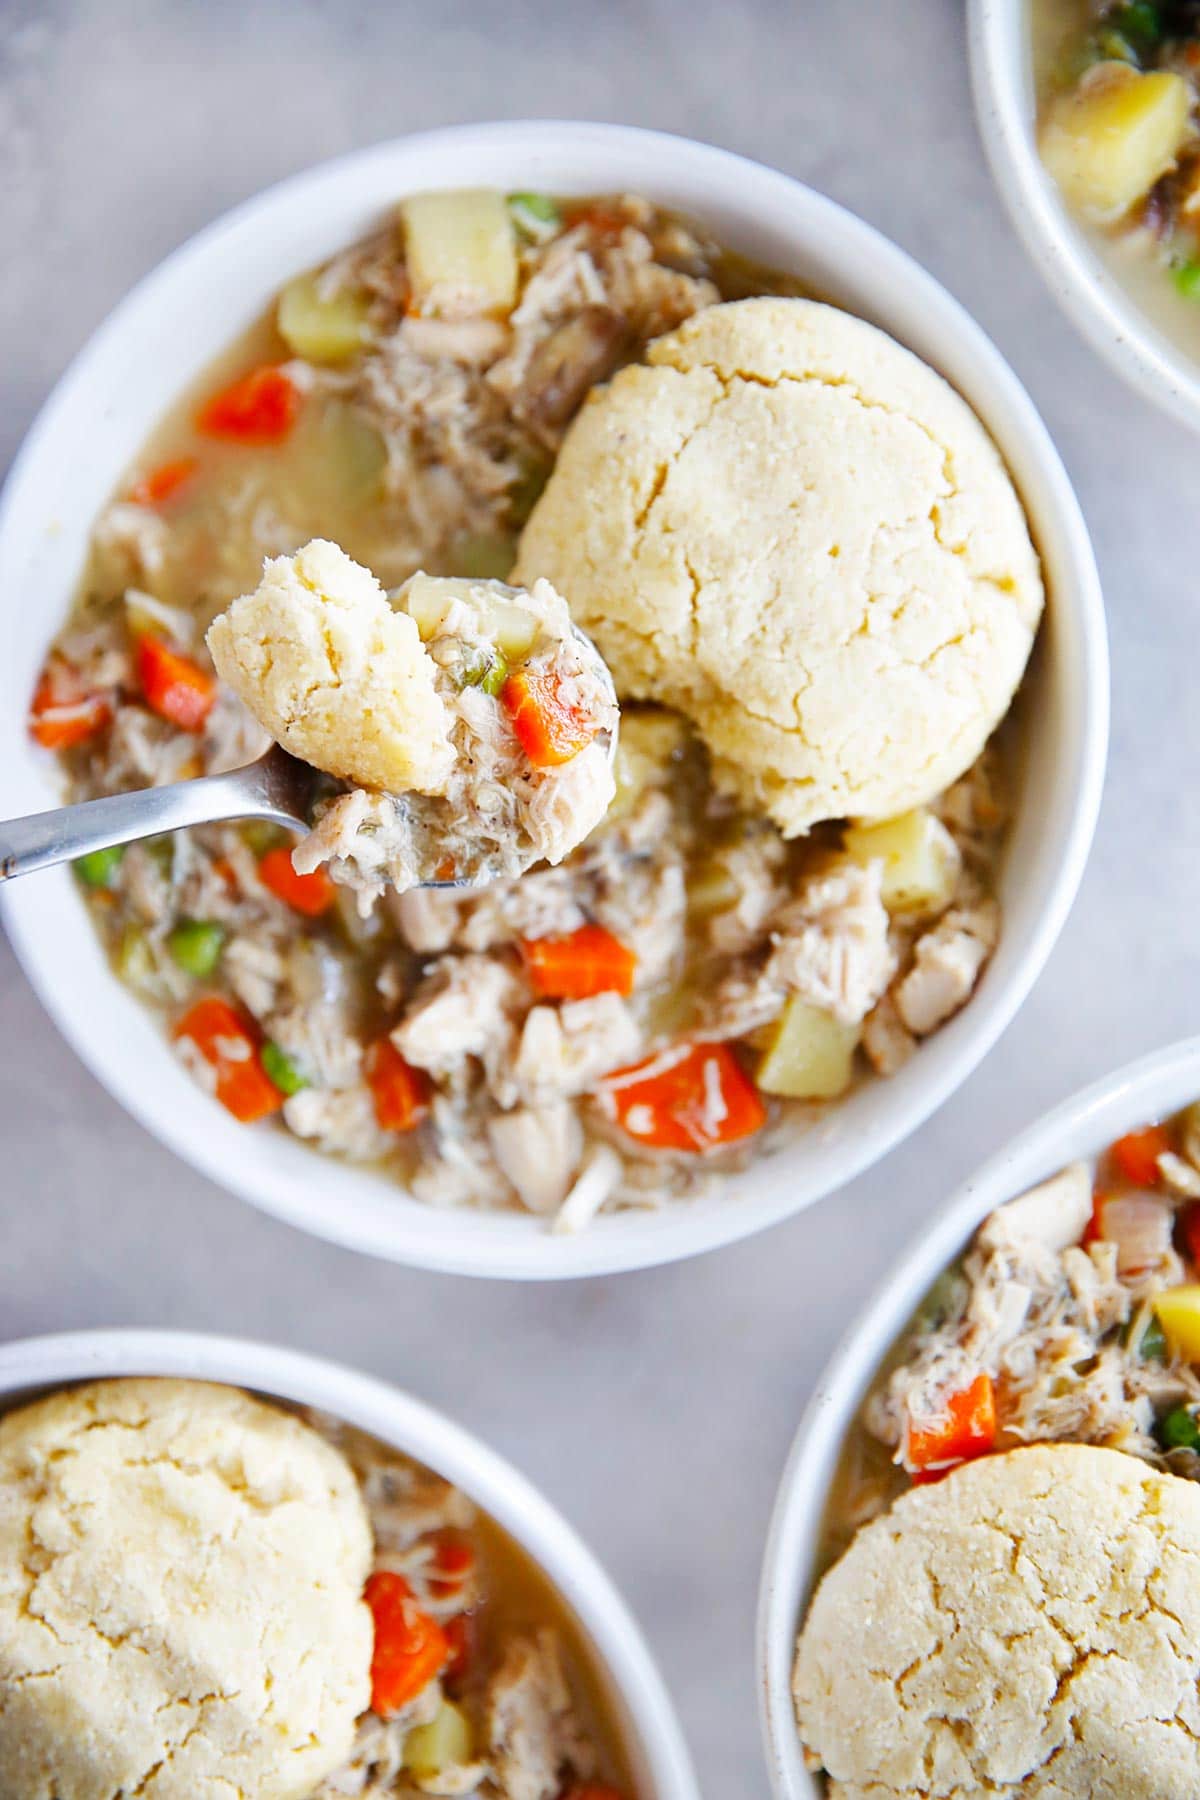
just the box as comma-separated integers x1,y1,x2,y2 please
794,1105,1200,1797
28,188,1034,1226
0,1378,629,1800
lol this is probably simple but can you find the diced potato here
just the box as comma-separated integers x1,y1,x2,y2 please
610,708,689,818
1040,64,1191,222
843,809,961,914
399,574,538,659
403,1699,474,1776
277,272,371,361
1153,1285,1200,1362
756,995,860,1099
400,190,518,316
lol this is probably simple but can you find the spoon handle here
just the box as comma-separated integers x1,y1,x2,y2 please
0,766,269,881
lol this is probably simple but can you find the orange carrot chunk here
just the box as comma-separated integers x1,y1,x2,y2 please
365,1570,449,1718
597,1042,766,1153
364,1037,432,1132
136,634,216,732
28,661,111,749
501,666,599,768
128,456,198,506
426,1528,475,1598
196,364,298,444
173,996,284,1123
905,1372,996,1479
561,1789,628,1800
520,923,636,1000
257,846,336,916
1111,1125,1171,1188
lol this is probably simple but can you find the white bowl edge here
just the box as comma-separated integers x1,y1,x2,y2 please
0,1326,699,1800
0,120,1108,1279
756,1033,1200,1800
969,0,1200,433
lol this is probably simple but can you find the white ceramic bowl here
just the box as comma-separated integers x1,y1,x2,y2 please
970,0,1200,432
0,1326,698,1799
0,121,1107,1279
757,1034,1200,1799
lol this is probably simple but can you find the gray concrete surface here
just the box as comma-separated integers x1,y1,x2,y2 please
1,2,1198,1794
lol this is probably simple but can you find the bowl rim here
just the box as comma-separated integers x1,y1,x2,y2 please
756,1033,1200,1800
0,1325,700,1800
968,0,1200,434
0,119,1108,1279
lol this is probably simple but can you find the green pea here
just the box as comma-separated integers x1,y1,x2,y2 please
167,919,225,978
74,844,125,889
261,1040,308,1096
508,192,561,239
1173,260,1200,301
1158,1405,1200,1451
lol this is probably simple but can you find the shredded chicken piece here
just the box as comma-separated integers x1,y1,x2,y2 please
513,995,641,1106
486,1630,598,1800
394,956,523,1077
894,899,999,1035
765,860,895,1026
487,1104,583,1215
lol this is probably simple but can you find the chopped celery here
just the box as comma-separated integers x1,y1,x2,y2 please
167,919,225,978
261,1040,308,1096
117,924,156,991
1159,1404,1200,1451
403,1699,474,1776
75,845,125,889
454,532,517,580
1136,1312,1168,1362
1173,259,1200,300
508,191,562,241
320,400,387,503
278,271,371,362
400,190,518,315
456,645,508,697
687,860,741,917
241,821,290,857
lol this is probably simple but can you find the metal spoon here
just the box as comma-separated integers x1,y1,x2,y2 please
1,624,620,885
0,742,319,883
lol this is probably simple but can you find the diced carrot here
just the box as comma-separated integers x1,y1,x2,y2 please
426,1529,475,1598
501,666,599,768
560,1789,627,1800
173,996,284,1123
520,923,636,1000
596,1041,766,1153
1082,1188,1108,1247
564,200,631,241
904,1372,996,1477
1111,1125,1171,1188
128,456,198,506
257,846,336,917
364,1037,432,1133
196,364,298,444
364,1570,449,1718
28,661,111,749
136,634,216,732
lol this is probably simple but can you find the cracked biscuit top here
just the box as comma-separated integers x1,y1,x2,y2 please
514,296,1043,836
0,1378,372,1800
206,536,457,796
793,1443,1200,1798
